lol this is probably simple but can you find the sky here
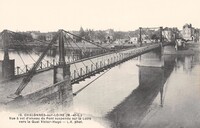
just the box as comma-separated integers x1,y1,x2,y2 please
0,0,200,32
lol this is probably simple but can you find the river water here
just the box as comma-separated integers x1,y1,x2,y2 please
0,48,200,128
72,51,200,128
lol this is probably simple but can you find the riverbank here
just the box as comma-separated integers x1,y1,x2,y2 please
164,42,200,55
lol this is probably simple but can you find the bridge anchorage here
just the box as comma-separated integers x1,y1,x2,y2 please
0,27,174,107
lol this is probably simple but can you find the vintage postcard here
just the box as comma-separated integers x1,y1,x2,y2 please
0,0,200,128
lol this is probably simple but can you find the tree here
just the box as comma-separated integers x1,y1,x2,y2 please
113,31,126,40
37,35,46,41
76,27,86,42
95,31,107,42
79,27,85,38
150,30,160,41
151,34,159,40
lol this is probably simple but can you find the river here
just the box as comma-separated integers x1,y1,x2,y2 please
0,48,200,128
72,51,200,128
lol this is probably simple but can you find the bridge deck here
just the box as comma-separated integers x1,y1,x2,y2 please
0,43,168,103
12,43,163,80
70,43,162,84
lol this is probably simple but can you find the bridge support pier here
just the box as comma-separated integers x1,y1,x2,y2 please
163,45,176,54
53,63,73,108
53,30,73,108
138,48,164,67
0,59,15,79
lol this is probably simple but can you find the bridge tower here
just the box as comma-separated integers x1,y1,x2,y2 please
53,30,72,108
160,27,163,44
160,26,164,54
7,30,73,109
0,30,15,79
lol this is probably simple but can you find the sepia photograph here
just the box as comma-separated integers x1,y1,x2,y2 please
0,0,200,128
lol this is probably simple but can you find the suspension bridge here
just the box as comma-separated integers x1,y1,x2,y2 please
0,27,174,107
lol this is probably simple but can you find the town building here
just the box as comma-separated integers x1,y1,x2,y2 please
162,27,173,42
162,27,181,42
105,29,114,43
181,24,200,42
181,24,195,41
129,37,138,44
45,33,54,41
194,29,200,42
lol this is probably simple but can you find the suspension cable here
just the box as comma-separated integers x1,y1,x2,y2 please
18,39,55,67
14,39,36,62
11,35,54,69
7,30,54,64
162,31,170,42
141,30,153,41
62,30,112,52
16,50,26,66
13,31,60,96
66,39,87,68
62,30,133,58
64,38,81,77
73,68,111,96
64,33,96,66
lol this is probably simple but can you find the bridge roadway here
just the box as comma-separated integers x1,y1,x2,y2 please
12,43,164,84
70,43,162,84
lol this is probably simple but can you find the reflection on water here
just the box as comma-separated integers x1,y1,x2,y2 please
107,54,200,128
175,55,199,73
105,54,175,128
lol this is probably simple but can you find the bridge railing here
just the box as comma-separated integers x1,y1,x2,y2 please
70,43,161,83
15,59,59,75
14,43,162,78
